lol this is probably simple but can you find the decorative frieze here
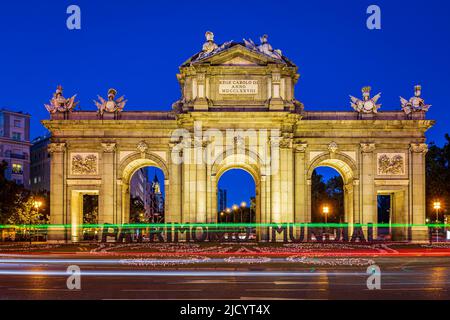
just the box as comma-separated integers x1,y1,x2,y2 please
71,153,98,175
377,153,405,176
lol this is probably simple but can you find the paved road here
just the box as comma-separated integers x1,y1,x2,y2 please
0,254,449,300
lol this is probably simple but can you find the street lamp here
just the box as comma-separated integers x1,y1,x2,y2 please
220,211,224,223
232,204,239,223
225,208,231,223
240,202,247,224
31,200,42,245
322,206,330,225
433,201,441,242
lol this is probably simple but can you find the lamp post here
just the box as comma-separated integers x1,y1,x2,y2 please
240,202,247,224
31,200,42,245
232,204,239,223
323,206,330,225
220,211,224,223
433,201,441,242
225,208,231,223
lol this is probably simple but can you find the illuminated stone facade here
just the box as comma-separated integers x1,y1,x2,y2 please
43,34,433,242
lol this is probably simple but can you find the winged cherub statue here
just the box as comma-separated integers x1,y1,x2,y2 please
400,85,431,114
350,86,382,113
94,88,127,115
44,85,78,114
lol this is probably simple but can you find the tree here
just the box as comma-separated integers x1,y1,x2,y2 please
0,161,49,226
130,196,145,223
311,171,344,223
426,134,450,219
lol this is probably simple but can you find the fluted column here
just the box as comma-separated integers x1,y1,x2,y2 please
270,137,281,223
294,142,308,223
410,143,428,241
100,143,116,225
360,143,377,238
48,143,67,242
168,143,182,223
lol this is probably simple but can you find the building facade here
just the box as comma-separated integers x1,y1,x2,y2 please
0,109,31,188
30,133,51,192
43,33,434,242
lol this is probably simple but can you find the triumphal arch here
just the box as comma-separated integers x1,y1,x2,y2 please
43,33,434,242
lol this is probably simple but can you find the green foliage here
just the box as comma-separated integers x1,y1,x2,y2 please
311,171,344,223
426,134,450,218
0,161,49,225
130,196,146,223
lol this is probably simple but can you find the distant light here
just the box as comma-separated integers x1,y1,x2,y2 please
433,201,441,210
240,202,247,208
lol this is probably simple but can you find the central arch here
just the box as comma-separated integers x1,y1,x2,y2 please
119,152,169,224
211,151,263,239
307,153,358,226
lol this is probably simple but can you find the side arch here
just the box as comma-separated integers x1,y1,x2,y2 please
118,152,170,224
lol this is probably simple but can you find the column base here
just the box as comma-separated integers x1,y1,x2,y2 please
409,226,429,243
47,227,68,243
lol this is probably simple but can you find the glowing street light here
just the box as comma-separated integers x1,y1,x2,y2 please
433,201,442,242
434,201,441,223
30,200,42,245
322,206,330,225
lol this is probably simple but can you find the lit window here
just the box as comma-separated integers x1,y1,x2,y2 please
12,164,23,174
14,120,21,128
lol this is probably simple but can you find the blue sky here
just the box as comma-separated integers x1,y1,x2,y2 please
0,0,449,206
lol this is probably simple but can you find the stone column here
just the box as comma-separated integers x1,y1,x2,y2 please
270,138,281,223
410,143,429,241
360,143,377,238
168,143,182,223
259,175,267,241
100,143,116,225
48,143,67,242
294,142,308,223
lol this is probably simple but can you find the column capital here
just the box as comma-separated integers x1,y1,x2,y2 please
101,142,116,153
410,143,428,154
293,142,307,153
48,143,66,153
360,143,376,153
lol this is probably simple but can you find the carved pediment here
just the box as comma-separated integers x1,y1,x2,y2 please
220,56,258,66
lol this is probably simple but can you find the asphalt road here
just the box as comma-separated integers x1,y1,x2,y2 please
0,255,449,300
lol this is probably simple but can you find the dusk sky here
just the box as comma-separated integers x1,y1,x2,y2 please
1,0,449,207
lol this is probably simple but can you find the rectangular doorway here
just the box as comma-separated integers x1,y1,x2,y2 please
377,194,392,240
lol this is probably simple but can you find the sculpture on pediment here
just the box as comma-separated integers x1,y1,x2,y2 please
44,85,78,114
400,85,431,114
71,154,98,175
377,153,405,175
243,34,283,60
94,88,127,115
350,86,381,114
202,31,218,54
